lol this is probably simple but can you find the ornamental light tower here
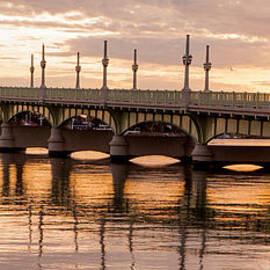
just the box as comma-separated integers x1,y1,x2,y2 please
102,40,109,89
203,45,212,92
132,49,138,90
182,35,192,92
75,52,81,89
30,54,34,87
40,44,46,89
101,40,109,102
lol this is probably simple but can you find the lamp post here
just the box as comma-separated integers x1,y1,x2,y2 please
132,49,138,90
40,44,46,89
203,45,212,92
75,52,81,89
30,54,34,87
101,40,109,103
182,35,192,92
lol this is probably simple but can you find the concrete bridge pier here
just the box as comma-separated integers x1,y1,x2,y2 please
191,144,213,169
0,123,25,153
181,137,195,163
48,128,70,158
109,135,130,163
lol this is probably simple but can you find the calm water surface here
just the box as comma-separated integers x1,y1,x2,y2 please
0,153,270,270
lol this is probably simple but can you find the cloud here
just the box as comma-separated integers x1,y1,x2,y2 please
0,56,17,60
0,0,269,90
252,81,270,86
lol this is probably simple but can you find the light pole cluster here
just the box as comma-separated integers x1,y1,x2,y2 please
182,35,212,92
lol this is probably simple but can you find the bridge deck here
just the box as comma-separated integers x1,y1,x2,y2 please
1,87,270,117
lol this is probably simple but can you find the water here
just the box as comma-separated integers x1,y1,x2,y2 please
0,153,270,270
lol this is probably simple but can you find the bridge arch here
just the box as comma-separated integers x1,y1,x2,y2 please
8,110,51,127
6,104,53,125
200,117,270,143
58,115,113,132
118,111,200,142
121,120,193,139
0,107,52,150
114,115,200,160
56,107,117,132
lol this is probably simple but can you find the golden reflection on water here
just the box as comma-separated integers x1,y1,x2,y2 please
124,173,185,212
223,164,263,172
71,151,109,161
23,160,52,198
210,138,270,146
207,177,270,217
69,167,113,206
130,155,180,167
0,153,270,269
25,147,48,155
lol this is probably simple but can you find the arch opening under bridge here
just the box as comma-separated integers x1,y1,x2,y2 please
114,120,197,161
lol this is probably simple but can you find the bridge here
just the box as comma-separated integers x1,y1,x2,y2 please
0,36,270,166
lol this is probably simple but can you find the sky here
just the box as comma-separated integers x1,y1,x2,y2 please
0,0,270,91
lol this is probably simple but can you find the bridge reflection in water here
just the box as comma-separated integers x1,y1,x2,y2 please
0,154,269,269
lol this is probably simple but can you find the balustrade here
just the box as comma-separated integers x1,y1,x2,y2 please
0,86,269,111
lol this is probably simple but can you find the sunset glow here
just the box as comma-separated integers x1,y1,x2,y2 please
0,0,270,91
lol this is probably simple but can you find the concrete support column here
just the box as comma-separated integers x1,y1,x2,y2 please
0,123,14,150
191,144,213,165
181,137,195,163
48,128,69,157
109,135,129,163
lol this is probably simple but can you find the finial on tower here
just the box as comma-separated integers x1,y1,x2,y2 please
75,52,81,89
30,54,35,87
132,49,139,90
203,45,212,92
40,44,46,88
182,34,192,92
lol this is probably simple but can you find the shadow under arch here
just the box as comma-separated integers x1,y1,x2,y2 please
56,108,118,133
121,120,197,142
120,121,196,160
8,110,51,127
205,132,270,145
58,114,113,132
52,114,115,155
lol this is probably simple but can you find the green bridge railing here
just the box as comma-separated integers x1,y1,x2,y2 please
0,86,269,109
